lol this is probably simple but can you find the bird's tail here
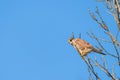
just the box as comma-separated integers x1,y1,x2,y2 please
92,48,106,55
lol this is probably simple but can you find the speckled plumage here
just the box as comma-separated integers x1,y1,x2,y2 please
68,37,105,57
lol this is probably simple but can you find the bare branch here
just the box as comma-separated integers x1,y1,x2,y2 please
87,32,118,58
105,31,120,65
88,68,94,80
95,7,109,31
82,57,101,80
113,0,120,30
111,63,116,79
101,56,108,69
90,58,116,80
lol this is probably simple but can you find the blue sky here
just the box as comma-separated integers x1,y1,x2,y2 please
0,0,119,80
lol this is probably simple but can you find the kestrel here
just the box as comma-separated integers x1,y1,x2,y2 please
68,33,105,57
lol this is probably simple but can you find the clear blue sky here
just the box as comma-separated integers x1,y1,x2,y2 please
0,0,119,80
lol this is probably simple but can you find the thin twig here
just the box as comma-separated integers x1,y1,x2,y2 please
87,32,118,58
88,68,94,80
90,58,116,80
96,7,109,31
111,63,116,79
106,31,120,65
82,57,100,80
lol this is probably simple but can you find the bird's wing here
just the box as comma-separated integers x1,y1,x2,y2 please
75,38,93,49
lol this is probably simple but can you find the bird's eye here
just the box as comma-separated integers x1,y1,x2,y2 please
69,39,72,42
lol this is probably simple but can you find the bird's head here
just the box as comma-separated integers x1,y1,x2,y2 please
68,33,74,45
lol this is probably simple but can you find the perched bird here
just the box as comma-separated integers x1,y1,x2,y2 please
68,33,105,57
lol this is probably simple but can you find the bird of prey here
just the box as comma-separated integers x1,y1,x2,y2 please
68,33,105,57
